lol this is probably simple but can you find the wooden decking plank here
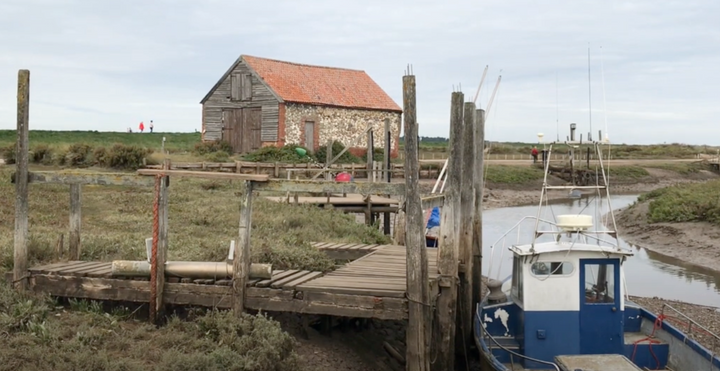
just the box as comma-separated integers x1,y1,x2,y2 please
51,262,105,274
313,242,335,249
338,244,362,251
348,244,372,251
358,244,380,251
255,270,298,287
279,271,324,289
298,285,406,298
59,262,111,276
271,270,313,288
29,261,84,273
80,263,114,276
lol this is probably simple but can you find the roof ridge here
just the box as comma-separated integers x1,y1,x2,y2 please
241,54,366,73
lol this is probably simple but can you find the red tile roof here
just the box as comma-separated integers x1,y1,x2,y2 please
242,55,402,112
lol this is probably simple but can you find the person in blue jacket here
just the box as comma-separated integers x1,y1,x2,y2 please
425,207,441,247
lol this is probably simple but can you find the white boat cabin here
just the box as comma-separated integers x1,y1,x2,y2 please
480,215,634,369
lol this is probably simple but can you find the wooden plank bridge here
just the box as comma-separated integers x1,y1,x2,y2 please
12,244,438,320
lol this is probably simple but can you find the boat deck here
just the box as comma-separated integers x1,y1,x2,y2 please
555,354,643,371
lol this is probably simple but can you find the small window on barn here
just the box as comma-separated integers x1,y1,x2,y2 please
231,74,241,101
241,73,252,101
230,73,251,101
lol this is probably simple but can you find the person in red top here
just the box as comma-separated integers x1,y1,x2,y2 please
531,146,539,163
139,122,145,133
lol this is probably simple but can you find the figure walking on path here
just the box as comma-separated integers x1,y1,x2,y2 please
531,146,539,163
149,120,154,133
139,121,145,133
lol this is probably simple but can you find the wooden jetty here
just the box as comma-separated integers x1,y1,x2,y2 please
8,69,485,371
9,244,437,321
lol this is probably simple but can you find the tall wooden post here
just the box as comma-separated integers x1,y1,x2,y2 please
153,159,170,323
233,180,254,315
383,118,392,235
69,184,82,260
471,109,485,323
367,130,374,181
457,102,476,346
14,69,30,291
403,73,429,371
325,139,332,181
433,91,464,371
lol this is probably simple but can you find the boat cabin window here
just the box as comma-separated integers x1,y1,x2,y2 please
584,263,615,303
511,256,524,303
530,261,574,277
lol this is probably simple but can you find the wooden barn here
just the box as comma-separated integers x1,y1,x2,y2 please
200,55,403,155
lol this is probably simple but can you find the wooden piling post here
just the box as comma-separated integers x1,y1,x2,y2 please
325,139,332,181
69,184,82,260
471,109,485,327
367,130,374,180
14,69,30,291
402,73,429,371
457,102,476,347
432,91,464,371
233,180,254,315
153,159,170,323
383,118,392,235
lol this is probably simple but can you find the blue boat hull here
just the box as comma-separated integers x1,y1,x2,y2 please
475,300,720,370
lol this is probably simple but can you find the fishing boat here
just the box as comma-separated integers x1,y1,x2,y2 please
474,139,720,371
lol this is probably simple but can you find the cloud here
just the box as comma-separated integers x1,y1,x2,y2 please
0,0,717,144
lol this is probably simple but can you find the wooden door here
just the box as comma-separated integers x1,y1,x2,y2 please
243,107,262,151
304,121,315,151
224,108,262,154
222,109,243,153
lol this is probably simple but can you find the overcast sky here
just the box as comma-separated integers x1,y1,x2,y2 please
0,0,717,144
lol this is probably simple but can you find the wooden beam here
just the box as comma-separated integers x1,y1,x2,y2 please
402,73,430,371
325,139,332,181
420,195,445,210
24,172,155,187
69,184,82,260
22,275,409,320
432,91,463,371
458,102,476,349
367,130,374,181
383,117,392,235
137,169,269,182
154,159,170,323
14,69,30,291
253,179,406,195
233,180,253,315
471,109,485,318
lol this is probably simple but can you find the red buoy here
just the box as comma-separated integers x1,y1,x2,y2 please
335,172,353,182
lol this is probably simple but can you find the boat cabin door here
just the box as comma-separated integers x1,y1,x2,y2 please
579,258,623,354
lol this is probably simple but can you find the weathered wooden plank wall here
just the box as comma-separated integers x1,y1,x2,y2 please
202,59,280,144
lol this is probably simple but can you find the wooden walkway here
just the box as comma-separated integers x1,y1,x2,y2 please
310,241,389,260
13,244,438,320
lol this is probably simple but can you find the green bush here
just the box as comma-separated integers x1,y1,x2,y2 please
30,144,53,165
193,140,233,155
205,150,230,162
1,145,16,164
639,180,720,225
243,144,314,163
65,143,93,166
103,144,152,170
315,141,362,164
